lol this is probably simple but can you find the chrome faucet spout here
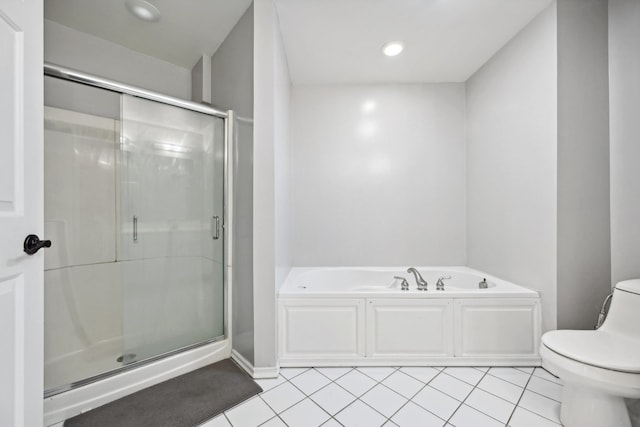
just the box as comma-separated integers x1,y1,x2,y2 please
407,267,428,290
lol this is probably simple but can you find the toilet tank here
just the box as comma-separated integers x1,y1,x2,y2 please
600,279,640,337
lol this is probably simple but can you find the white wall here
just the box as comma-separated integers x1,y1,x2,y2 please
556,0,610,330
291,84,466,266
274,23,292,292
466,5,558,331
208,5,256,365
211,6,254,117
44,20,191,100
253,0,292,371
609,0,640,285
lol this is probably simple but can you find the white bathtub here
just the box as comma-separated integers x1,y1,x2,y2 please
278,267,541,367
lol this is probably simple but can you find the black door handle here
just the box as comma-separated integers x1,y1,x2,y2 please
23,234,52,255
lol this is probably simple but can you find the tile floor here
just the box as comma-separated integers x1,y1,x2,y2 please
201,366,564,427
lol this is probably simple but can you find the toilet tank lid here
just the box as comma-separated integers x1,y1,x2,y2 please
616,279,640,294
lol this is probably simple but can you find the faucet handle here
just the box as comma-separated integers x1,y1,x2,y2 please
436,276,451,290
394,276,410,291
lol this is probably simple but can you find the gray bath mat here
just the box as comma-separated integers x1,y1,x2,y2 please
64,358,262,427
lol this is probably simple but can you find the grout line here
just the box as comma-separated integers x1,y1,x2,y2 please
229,365,561,427
397,366,440,384
223,412,232,426
509,406,563,426
445,368,490,425
438,369,485,387
285,369,358,425
258,386,305,419
484,368,532,388
355,366,398,383
505,370,534,426
385,368,451,425
532,367,563,383
524,386,561,403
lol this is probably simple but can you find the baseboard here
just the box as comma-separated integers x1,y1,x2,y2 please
252,365,280,379
279,356,542,367
231,349,279,379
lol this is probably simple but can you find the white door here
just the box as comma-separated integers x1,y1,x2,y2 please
0,0,44,426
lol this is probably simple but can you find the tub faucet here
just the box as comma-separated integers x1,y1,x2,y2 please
407,267,428,291
394,276,410,291
436,276,451,291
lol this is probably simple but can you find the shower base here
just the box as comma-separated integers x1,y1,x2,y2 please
43,339,231,426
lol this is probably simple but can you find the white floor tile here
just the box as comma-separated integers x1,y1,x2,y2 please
280,398,330,427
315,367,352,381
465,387,515,423
360,384,408,417
199,414,231,427
474,367,490,372
449,404,504,427
391,401,446,427
357,366,396,382
322,419,343,427
279,367,309,380
411,385,460,420
255,376,287,392
311,382,357,415
383,421,399,427
381,371,425,399
290,369,332,395
335,400,387,427
260,381,306,413
477,374,525,404
399,367,439,384
335,369,378,397
488,367,531,387
225,396,275,427
515,367,536,374
532,368,562,385
443,367,485,386
260,416,287,427
525,375,562,402
429,372,473,401
508,407,562,427
517,390,561,423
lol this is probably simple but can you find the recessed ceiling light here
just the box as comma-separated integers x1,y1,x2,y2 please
125,0,161,22
382,41,404,57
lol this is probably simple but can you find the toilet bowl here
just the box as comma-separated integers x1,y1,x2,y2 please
540,279,640,427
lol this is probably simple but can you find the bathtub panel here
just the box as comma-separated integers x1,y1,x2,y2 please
278,267,542,366
366,299,454,357
279,299,365,358
454,299,541,357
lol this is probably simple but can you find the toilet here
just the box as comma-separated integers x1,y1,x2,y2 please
540,279,640,427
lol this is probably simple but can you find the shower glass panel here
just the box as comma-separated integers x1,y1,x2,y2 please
43,75,226,396
119,95,225,364
43,78,121,392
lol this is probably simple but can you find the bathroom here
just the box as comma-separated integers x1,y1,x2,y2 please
0,0,638,426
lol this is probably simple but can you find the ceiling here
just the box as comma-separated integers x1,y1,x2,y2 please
44,0,553,83
44,0,253,69
275,0,553,84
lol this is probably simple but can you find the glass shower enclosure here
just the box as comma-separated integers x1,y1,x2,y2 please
43,67,227,396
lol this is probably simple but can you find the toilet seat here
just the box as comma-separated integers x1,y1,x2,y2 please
542,330,640,373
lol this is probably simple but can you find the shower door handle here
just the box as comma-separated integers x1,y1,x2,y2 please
212,216,221,240
133,215,138,242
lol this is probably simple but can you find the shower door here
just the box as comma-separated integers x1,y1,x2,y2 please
119,95,225,364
